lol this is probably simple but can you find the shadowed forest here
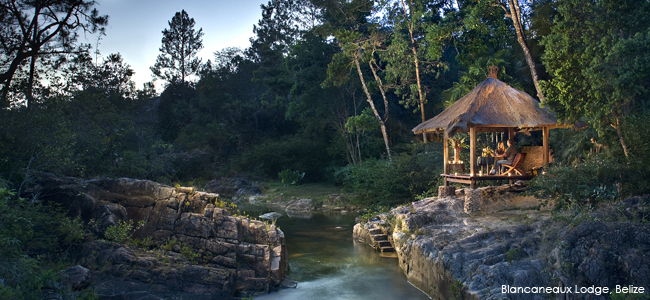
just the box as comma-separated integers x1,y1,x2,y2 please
1,0,650,297
3,0,650,208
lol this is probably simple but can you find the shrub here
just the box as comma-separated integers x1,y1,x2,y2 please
0,188,91,298
526,156,621,210
344,143,443,206
527,113,650,210
323,165,351,185
278,169,305,186
232,134,331,181
357,205,391,223
104,220,145,244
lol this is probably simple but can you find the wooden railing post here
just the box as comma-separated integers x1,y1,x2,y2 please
443,133,448,186
543,126,549,165
470,126,476,189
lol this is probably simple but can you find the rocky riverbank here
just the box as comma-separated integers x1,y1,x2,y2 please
202,177,364,218
27,173,290,299
354,185,650,300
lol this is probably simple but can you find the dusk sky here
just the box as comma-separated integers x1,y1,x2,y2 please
92,0,269,90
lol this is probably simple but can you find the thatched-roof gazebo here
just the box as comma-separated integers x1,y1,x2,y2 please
413,67,564,188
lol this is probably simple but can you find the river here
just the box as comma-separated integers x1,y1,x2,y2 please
242,206,430,300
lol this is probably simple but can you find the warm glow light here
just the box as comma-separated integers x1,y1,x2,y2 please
479,170,482,176
455,172,458,176
542,171,546,175
508,173,511,177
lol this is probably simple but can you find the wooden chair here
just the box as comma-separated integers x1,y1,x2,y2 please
502,153,526,176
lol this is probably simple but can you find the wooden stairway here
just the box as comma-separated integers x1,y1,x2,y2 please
369,228,394,252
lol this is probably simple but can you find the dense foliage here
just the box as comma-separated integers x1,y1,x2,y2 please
1,1,650,296
0,188,88,299
528,113,650,210
1,0,650,209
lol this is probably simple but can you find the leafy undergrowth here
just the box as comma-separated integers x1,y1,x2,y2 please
0,188,90,299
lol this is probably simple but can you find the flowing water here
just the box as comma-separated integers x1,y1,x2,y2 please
242,206,430,300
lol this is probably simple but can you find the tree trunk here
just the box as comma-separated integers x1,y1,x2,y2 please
612,115,630,158
368,60,389,121
27,55,37,107
506,0,546,103
354,57,392,161
399,0,428,141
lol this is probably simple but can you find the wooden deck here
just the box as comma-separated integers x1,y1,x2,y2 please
441,173,535,189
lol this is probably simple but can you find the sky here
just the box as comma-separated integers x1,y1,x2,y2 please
91,0,269,90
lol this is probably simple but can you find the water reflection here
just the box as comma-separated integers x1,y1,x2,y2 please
243,206,429,300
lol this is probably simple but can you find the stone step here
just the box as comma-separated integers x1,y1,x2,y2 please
379,252,398,258
372,234,388,241
378,241,392,247
380,246,395,252
369,228,383,235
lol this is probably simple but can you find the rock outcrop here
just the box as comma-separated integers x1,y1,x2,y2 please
284,198,315,218
203,177,261,202
27,173,288,299
354,187,650,300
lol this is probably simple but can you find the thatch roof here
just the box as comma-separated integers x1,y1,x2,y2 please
413,78,558,137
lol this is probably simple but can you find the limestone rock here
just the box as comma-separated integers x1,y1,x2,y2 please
27,172,288,299
354,192,650,300
61,265,91,291
203,177,261,201
438,185,456,198
553,222,650,291
259,212,283,220
285,198,315,218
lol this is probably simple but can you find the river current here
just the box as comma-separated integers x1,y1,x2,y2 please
242,206,430,300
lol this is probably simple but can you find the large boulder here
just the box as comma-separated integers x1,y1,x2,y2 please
60,265,91,291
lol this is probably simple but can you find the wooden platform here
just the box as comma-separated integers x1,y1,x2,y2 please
441,173,534,189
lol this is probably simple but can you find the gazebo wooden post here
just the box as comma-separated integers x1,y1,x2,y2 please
508,127,515,141
443,134,449,186
542,126,549,165
469,126,477,189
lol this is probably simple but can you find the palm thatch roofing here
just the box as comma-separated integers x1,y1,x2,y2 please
413,78,559,137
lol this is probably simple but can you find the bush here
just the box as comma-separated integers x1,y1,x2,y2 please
0,188,91,298
278,169,305,186
104,219,145,244
527,113,650,211
233,134,332,181
323,165,351,185
526,156,622,210
343,143,444,206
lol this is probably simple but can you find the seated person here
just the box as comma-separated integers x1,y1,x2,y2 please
490,139,517,175
495,141,505,156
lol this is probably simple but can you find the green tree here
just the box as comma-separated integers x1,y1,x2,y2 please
541,0,650,157
380,0,446,124
322,0,394,160
425,0,528,106
70,53,136,98
157,81,197,143
0,0,108,106
151,10,204,83
493,0,547,103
